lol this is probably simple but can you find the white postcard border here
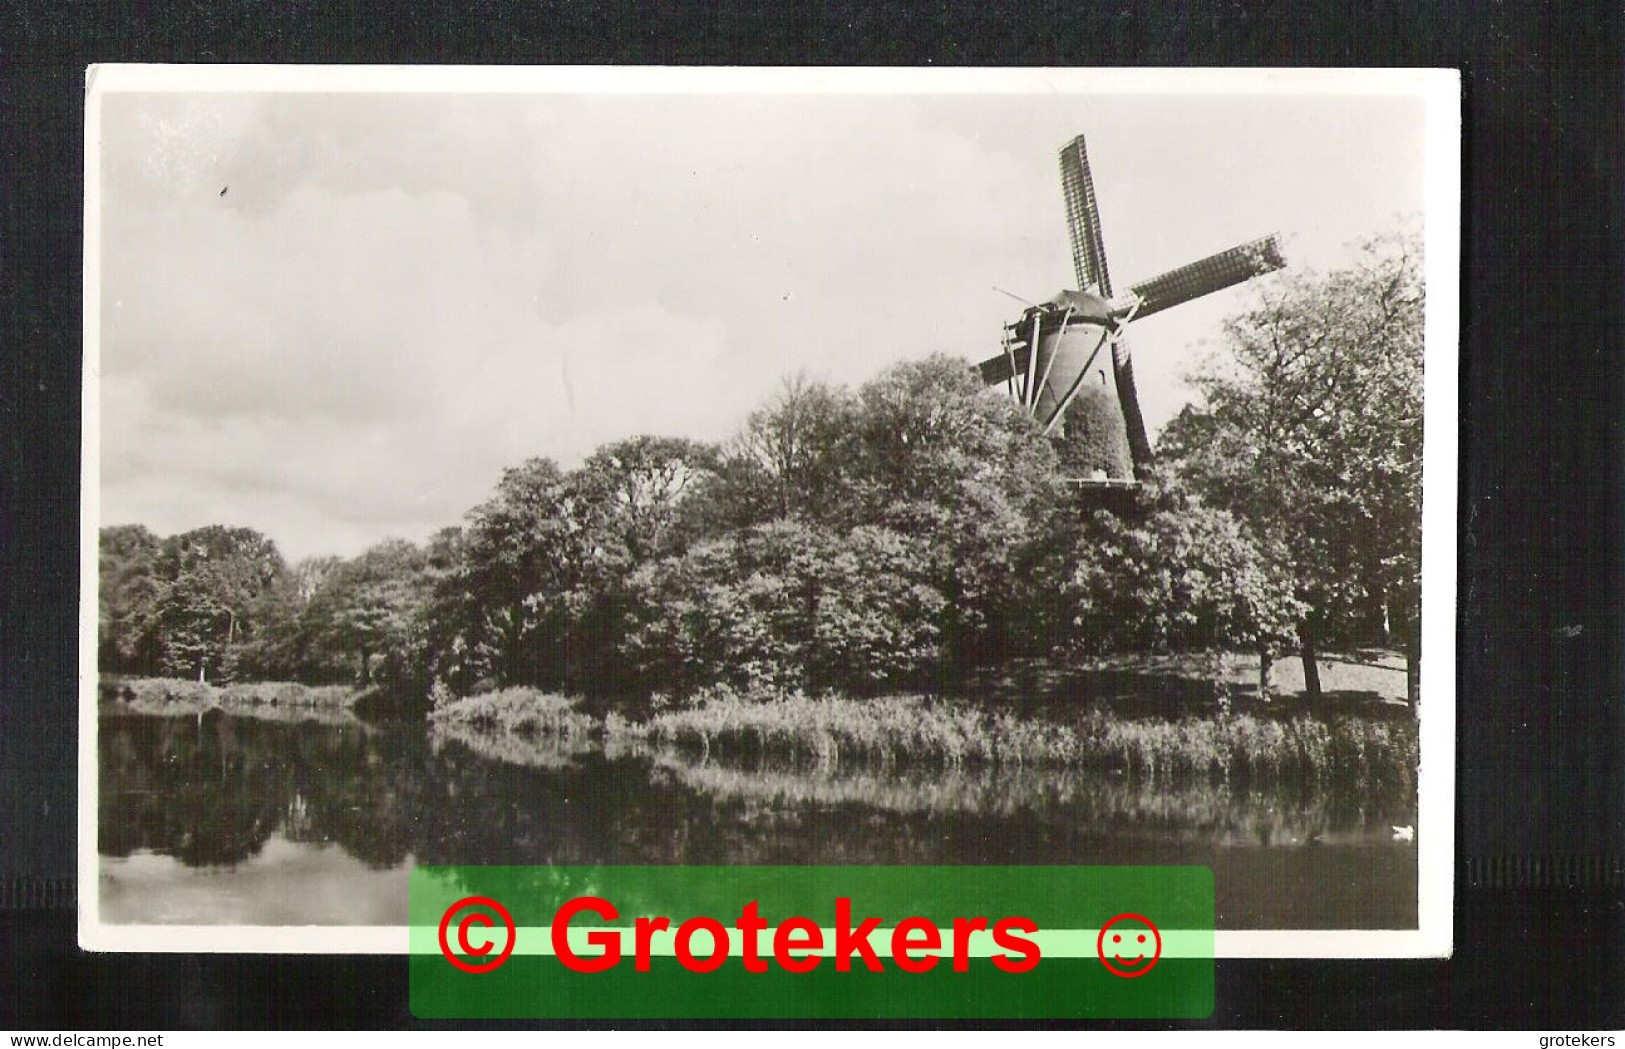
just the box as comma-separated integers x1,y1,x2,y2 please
78,63,1460,959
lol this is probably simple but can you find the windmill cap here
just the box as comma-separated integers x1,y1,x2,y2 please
1040,288,1114,325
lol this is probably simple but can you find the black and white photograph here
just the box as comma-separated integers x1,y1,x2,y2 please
79,66,1459,957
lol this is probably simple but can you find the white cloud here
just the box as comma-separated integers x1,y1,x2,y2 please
96,87,1429,560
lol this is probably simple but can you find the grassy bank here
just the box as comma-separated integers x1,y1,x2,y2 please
614,686,1417,793
428,687,595,738
619,691,1075,766
102,675,360,716
417,680,1418,794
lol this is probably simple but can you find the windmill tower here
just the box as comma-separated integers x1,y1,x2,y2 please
978,134,1286,484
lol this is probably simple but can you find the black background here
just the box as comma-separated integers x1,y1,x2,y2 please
3,0,1622,1029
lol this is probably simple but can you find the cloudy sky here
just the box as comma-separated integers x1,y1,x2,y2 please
95,75,1430,560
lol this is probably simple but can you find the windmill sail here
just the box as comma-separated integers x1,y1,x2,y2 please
1060,137,1152,473
978,344,1028,388
1058,135,1114,297
1108,336,1153,476
1125,234,1286,321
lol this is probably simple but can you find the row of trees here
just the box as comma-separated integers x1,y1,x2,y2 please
99,231,1424,705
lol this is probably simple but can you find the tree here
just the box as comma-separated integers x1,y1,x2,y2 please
805,524,947,689
301,539,430,687
149,526,295,683
848,354,1064,664
414,526,469,692
572,435,720,565
292,555,344,606
621,521,819,695
1069,470,1304,698
450,458,589,690
620,519,944,696
1167,230,1425,702
722,374,859,527
565,435,719,692
99,524,164,674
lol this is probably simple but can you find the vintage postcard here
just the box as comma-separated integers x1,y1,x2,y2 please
80,65,1459,958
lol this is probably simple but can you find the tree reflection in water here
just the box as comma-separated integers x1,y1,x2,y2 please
99,711,1418,928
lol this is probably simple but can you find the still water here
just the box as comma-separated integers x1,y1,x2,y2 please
98,708,1417,930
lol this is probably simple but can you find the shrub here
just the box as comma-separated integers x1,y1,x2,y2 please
216,681,357,708
427,687,594,738
1052,384,1133,480
427,678,455,713
104,676,359,715
1067,472,1303,655
114,676,216,707
620,521,944,697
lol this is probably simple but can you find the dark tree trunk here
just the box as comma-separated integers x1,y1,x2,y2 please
941,567,964,674
1258,648,1274,702
359,648,371,687
1297,622,1323,701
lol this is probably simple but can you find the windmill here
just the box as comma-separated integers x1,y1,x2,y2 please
977,134,1286,483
